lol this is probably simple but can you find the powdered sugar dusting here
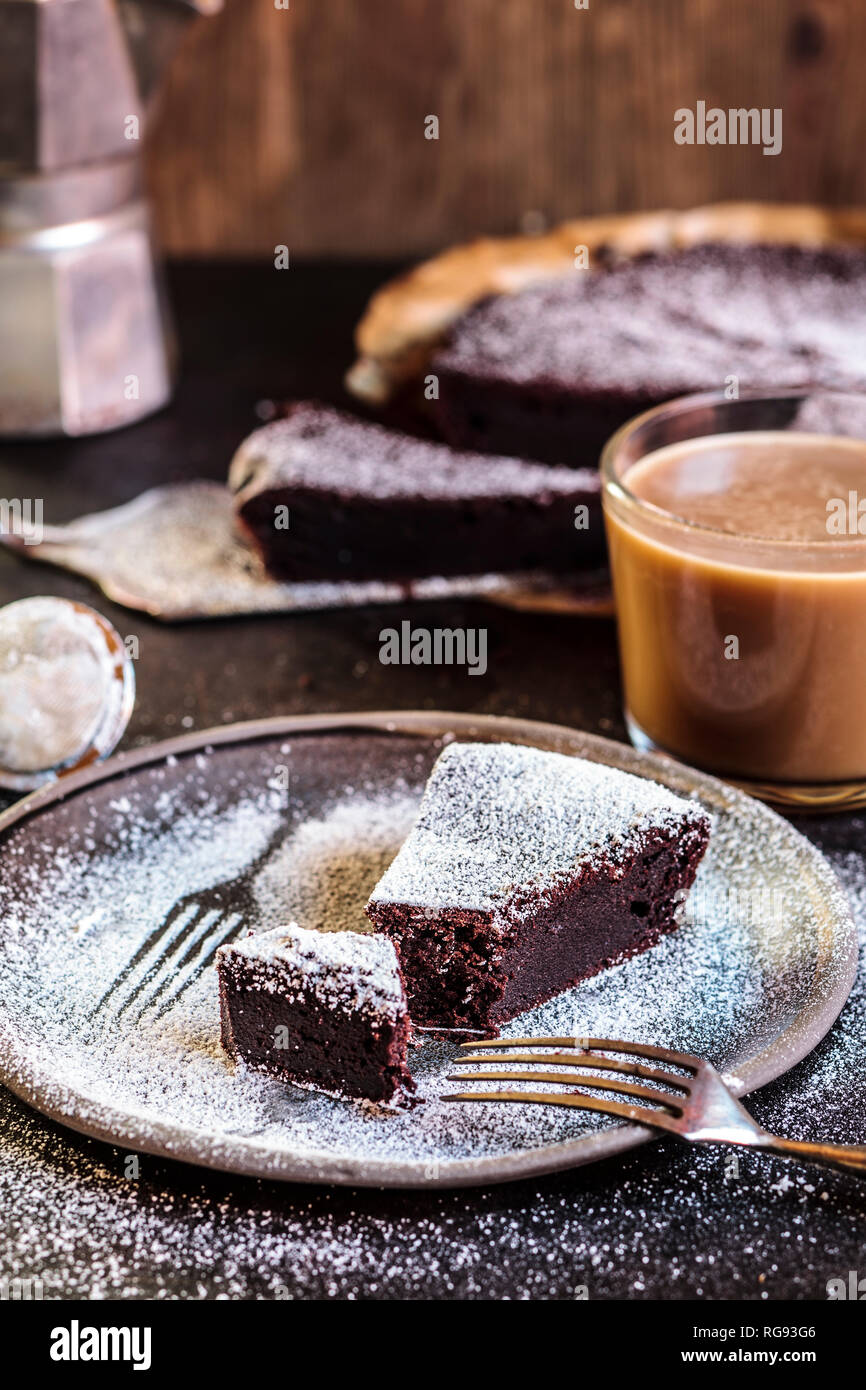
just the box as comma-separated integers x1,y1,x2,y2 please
220,923,405,1018
251,793,419,934
0,727,852,1185
229,403,598,502
368,742,709,918
435,244,866,397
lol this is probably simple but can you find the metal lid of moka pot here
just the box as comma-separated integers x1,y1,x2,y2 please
0,0,221,437
0,0,140,175
0,0,221,173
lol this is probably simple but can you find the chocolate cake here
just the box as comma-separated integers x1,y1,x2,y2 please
432,242,866,466
229,402,603,581
217,923,415,1104
365,742,711,1032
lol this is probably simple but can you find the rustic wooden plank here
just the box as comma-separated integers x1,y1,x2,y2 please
146,0,866,257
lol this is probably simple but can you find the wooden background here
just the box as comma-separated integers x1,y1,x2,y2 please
147,0,866,257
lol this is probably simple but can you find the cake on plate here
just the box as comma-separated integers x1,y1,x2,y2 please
229,402,604,581
217,922,415,1104
365,741,711,1032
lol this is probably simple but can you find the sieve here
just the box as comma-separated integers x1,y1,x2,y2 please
0,596,135,792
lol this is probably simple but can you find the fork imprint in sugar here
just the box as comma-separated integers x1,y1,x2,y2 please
92,824,286,1027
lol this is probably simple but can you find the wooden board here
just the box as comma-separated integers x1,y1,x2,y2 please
147,0,866,257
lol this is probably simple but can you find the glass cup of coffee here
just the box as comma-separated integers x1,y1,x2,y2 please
601,389,866,810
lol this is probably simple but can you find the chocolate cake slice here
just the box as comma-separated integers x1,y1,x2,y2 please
432,242,866,466
365,742,711,1032
217,923,414,1104
229,402,603,581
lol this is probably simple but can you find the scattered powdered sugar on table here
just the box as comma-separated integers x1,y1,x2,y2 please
0,733,861,1300
756,842,866,1144
0,731,850,1184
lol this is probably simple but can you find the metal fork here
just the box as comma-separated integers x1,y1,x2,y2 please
444,1035,866,1177
92,821,287,1026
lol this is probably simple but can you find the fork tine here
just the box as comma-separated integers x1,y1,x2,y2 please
442,1087,676,1130
112,903,212,1020
451,1051,691,1093
446,1069,683,1112
93,900,206,1018
131,907,233,1019
459,1036,573,1050
91,899,198,1015
148,911,246,1022
459,1035,700,1072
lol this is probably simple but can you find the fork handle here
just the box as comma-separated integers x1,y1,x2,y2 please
758,1133,866,1177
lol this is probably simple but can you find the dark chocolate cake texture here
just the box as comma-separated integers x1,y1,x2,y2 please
229,402,603,582
433,242,866,466
366,742,711,1032
217,922,415,1104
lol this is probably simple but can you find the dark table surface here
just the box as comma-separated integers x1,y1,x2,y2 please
0,263,864,1302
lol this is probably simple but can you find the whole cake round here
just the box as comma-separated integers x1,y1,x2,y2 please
347,204,866,471
432,242,866,467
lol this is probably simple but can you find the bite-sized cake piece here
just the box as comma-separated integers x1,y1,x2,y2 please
229,402,603,581
217,923,415,1104
432,242,866,466
365,742,711,1032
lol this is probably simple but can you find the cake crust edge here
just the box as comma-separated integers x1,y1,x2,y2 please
346,201,866,404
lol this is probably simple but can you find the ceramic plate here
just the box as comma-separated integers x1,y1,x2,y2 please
0,712,856,1187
